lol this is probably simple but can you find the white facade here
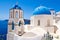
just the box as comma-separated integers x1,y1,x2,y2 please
7,4,60,40
31,15,53,27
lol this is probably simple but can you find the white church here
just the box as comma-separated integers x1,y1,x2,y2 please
7,3,60,40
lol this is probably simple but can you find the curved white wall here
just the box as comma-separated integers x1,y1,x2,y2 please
31,15,53,27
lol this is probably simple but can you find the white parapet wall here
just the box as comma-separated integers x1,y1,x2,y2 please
14,34,42,40
7,32,14,40
7,27,48,40
7,32,42,40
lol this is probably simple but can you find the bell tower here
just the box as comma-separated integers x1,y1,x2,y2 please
8,3,24,36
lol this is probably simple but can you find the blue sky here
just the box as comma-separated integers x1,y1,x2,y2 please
0,0,60,20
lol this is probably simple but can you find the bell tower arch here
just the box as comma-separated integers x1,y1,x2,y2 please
8,3,24,35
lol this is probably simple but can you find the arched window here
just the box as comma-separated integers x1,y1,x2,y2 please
19,21,22,26
38,20,40,26
10,13,12,18
19,21,21,26
16,11,18,18
12,21,14,30
47,19,50,26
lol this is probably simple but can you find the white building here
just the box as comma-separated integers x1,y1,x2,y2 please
7,3,60,40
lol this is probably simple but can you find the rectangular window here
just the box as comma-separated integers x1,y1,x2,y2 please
38,20,40,26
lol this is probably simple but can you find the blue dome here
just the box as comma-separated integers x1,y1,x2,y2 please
11,5,22,10
33,6,51,15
